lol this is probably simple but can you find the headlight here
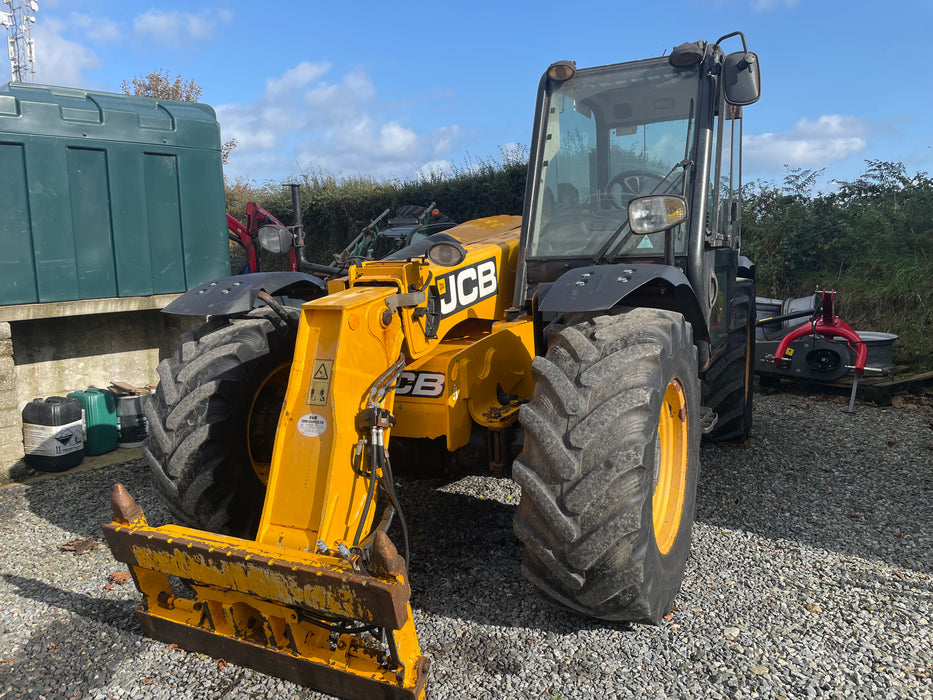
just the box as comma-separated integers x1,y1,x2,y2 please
627,195,688,235
426,240,467,267
257,224,293,253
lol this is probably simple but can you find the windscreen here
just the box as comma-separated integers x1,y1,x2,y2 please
528,58,698,259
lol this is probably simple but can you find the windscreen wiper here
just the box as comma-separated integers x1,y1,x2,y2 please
591,158,692,264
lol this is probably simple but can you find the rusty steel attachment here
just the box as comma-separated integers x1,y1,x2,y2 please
104,484,428,700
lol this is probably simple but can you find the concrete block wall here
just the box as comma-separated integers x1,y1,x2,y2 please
0,296,203,482
0,321,20,467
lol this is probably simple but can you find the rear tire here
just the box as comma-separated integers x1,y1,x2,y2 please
702,279,755,443
513,308,700,624
143,306,299,537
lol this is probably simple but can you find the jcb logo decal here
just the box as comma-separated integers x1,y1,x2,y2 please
435,258,497,317
395,371,445,398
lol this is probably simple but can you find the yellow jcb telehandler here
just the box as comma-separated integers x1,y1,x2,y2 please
104,32,762,699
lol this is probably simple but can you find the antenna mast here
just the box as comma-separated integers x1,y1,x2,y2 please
1,0,38,83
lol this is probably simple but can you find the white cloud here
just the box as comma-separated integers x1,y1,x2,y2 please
218,63,462,182
32,22,100,87
133,9,231,46
743,115,872,173
303,68,377,113
264,61,331,99
431,125,463,155
214,103,279,153
417,160,454,180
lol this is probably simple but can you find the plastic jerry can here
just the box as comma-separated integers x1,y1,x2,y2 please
22,397,85,472
115,394,148,447
67,388,118,455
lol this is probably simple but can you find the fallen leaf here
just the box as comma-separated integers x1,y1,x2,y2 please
903,667,932,678
102,585,113,591
61,537,98,555
47,642,57,651
805,602,822,614
108,571,132,585
790,402,810,409
218,660,229,670
663,613,675,620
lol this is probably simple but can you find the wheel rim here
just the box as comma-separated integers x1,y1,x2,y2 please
247,363,290,485
652,378,689,555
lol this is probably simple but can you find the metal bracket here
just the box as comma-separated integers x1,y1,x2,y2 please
384,291,424,314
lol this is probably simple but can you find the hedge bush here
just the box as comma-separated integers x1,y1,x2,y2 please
226,157,932,371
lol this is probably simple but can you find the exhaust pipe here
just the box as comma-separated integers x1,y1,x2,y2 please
289,183,341,277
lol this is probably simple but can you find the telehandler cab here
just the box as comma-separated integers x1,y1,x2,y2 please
104,32,761,700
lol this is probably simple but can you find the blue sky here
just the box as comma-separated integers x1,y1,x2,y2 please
18,0,933,190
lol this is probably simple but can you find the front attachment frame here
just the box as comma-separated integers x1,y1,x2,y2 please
103,484,428,700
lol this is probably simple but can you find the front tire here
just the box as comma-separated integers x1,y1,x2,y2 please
513,308,700,624
143,306,298,537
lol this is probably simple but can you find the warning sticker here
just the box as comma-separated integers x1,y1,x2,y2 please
23,419,84,457
307,359,333,406
297,413,328,438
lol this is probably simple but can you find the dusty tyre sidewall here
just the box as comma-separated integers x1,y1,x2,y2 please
513,308,701,624
143,307,298,537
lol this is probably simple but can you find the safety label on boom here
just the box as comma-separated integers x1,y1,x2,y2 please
307,359,333,406
297,413,327,438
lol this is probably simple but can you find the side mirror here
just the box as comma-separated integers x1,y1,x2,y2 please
257,224,293,254
722,51,761,106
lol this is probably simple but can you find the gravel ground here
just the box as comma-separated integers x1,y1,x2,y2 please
0,387,931,699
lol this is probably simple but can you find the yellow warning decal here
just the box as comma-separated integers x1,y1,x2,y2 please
307,359,333,406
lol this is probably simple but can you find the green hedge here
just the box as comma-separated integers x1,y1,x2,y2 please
226,155,527,268
226,157,932,372
742,161,933,370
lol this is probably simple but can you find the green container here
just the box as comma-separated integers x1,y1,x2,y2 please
0,82,230,305
67,388,118,455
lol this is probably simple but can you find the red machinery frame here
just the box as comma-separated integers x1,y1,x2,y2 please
227,202,297,273
773,289,867,375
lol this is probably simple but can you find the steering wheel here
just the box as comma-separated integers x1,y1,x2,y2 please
607,170,666,208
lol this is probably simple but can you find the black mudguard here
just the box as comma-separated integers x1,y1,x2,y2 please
537,263,709,342
163,272,327,316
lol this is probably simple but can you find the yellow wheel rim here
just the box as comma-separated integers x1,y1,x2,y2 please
652,378,689,555
247,363,290,485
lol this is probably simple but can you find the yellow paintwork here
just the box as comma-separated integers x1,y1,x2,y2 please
394,318,534,450
108,216,536,699
652,379,688,555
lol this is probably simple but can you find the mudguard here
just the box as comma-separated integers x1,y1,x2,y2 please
164,272,327,316
537,263,708,341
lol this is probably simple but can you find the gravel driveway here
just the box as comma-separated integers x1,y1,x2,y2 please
0,389,930,699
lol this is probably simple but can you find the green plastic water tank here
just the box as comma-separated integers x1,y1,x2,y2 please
67,388,118,455
0,82,230,305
